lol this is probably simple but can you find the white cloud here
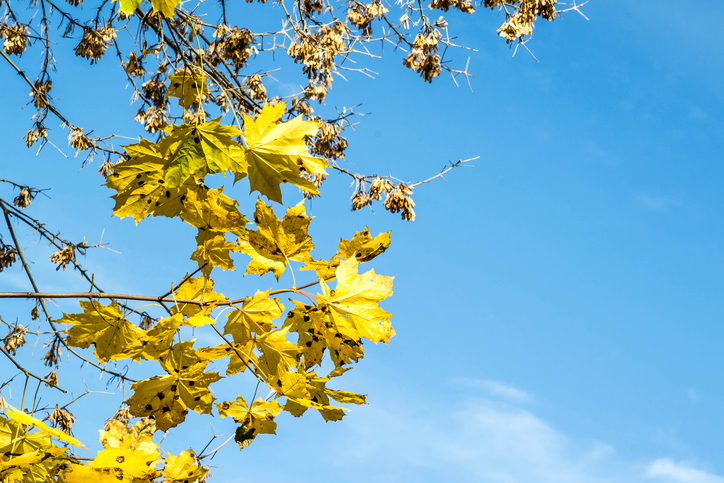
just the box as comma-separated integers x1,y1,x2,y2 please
452,377,533,403
646,459,724,483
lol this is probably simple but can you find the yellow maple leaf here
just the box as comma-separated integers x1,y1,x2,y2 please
163,450,207,482
126,368,220,432
150,0,179,17
166,69,209,110
113,0,141,15
217,396,283,449
162,120,247,188
4,405,85,448
169,275,226,326
105,144,201,223
224,290,284,337
241,102,325,203
236,199,314,279
61,300,147,363
317,257,395,344
88,447,161,480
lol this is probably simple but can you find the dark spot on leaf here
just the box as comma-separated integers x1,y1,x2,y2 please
145,404,152,411
158,179,164,183
303,314,310,322
155,201,160,206
116,456,125,464
139,194,145,199
221,402,230,410
138,180,145,186
182,365,189,370
157,392,165,400
311,395,318,403
162,406,170,413
312,335,319,342
194,136,201,143
173,82,180,88
305,341,312,347
136,174,142,179
194,396,201,401
170,384,177,392
188,380,195,386
304,305,312,310
276,379,282,387
165,191,171,198
180,195,186,203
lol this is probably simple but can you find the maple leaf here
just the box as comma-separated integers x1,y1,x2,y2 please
236,199,314,279
163,450,208,482
338,227,391,261
317,257,395,344
217,396,283,449
113,0,141,15
282,370,359,422
105,146,202,223
150,0,179,17
0,414,51,455
241,102,324,203
169,275,226,327
301,227,391,279
192,230,238,277
88,447,161,480
140,314,183,362
198,340,257,376
61,300,147,363
126,344,221,431
283,301,366,369
162,120,247,188
4,405,85,448
224,290,284,337
179,187,247,232
98,417,157,454
167,70,209,110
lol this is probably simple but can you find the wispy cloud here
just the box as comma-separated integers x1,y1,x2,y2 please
452,377,533,403
639,195,680,212
645,459,724,483
687,389,701,402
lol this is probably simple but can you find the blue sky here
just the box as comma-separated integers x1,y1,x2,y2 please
1,1,724,482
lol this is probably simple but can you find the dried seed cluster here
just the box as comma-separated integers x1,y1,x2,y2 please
135,106,168,133
347,1,389,37
30,79,52,109
383,183,416,221
69,128,92,152
23,125,47,148
351,177,415,220
310,121,347,160
244,74,267,101
142,76,167,108
125,52,145,78
493,0,557,42
13,187,35,209
50,244,76,271
430,0,474,14
210,25,257,72
402,28,442,82
3,324,28,356
0,242,17,271
288,22,348,87
0,23,29,56
74,26,117,64
49,405,77,434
